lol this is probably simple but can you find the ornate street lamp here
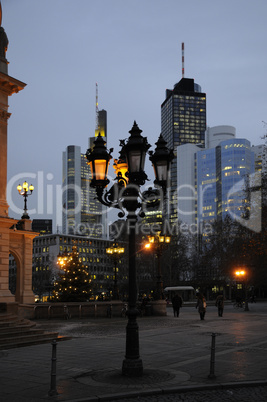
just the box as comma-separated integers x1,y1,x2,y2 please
17,181,34,219
86,121,173,377
106,242,125,300
147,232,171,300
147,135,174,299
113,147,129,186
149,134,174,194
235,269,249,311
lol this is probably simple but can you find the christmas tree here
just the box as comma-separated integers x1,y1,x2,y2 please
52,246,93,302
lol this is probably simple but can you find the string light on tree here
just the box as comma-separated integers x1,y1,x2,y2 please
53,245,94,302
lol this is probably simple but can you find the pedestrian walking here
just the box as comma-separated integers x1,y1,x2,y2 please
63,305,70,320
107,304,112,318
171,294,183,317
196,293,206,320
215,293,225,317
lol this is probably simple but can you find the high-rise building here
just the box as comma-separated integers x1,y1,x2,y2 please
161,77,206,224
205,125,236,149
197,138,255,226
176,143,202,227
95,109,107,138
62,110,107,238
252,144,267,173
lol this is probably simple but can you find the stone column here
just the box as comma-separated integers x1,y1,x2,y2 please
0,76,10,217
0,72,26,217
0,217,16,301
0,73,27,303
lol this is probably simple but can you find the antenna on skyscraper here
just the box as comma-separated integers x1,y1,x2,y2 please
95,82,99,133
181,42,184,78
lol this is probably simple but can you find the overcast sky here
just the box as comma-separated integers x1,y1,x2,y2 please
3,0,267,229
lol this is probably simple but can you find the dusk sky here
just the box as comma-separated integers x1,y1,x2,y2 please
3,0,267,229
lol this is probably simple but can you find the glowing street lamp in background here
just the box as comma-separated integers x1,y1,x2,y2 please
147,232,171,300
234,269,249,311
57,251,69,269
106,242,125,300
17,181,34,219
235,270,246,277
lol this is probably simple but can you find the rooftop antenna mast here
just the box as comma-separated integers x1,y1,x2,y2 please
181,42,185,78
95,82,99,133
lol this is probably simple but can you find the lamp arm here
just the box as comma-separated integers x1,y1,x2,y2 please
115,172,128,187
95,186,126,217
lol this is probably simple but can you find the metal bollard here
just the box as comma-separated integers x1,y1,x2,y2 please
208,332,216,379
48,340,58,396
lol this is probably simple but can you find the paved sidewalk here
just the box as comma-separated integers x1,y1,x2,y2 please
1,303,267,401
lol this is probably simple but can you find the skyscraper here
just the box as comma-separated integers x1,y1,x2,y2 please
62,110,107,238
95,109,107,138
197,138,255,226
175,126,236,228
161,77,206,224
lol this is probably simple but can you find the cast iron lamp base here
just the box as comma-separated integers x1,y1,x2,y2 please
122,358,143,377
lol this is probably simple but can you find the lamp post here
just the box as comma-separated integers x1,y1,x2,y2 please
86,121,173,377
106,242,125,300
235,269,249,311
148,135,173,300
147,232,171,300
57,250,69,269
17,181,34,219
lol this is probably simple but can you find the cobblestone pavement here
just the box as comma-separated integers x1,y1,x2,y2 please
1,303,267,401
108,385,267,402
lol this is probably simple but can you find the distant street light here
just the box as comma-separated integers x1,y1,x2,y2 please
17,181,34,219
147,232,171,300
235,269,249,311
57,250,69,269
106,242,125,300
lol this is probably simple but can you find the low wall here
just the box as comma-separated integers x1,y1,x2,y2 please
0,302,19,315
18,300,167,320
19,301,125,320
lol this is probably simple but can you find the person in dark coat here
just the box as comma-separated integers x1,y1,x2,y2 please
196,293,206,320
171,294,183,317
215,293,225,317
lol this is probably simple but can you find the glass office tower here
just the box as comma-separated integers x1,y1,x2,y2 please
197,138,255,226
62,145,81,234
161,78,206,224
217,138,254,220
197,148,217,225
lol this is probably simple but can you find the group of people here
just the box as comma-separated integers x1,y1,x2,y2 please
171,292,225,320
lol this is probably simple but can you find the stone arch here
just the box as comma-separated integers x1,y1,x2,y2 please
8,228,37,304
0,219,37,305
9,246,22,303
